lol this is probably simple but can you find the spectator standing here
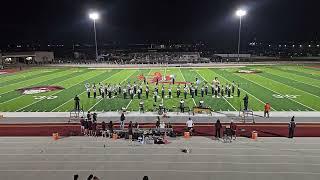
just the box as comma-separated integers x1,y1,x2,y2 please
74,174,79,180
80,117,85,134
74,95,80,111
87,111,92,121
264,103,271,118
108,121,114,138
92,121,97,136
101,121,106,137
128,121,133,140
215,119,222,138
186,117,194,135
288,116,296,138
93,112,97,122
120,113,125,129
84,119,89,136
88,120,93,136
230,120,237,140
243,94,249,111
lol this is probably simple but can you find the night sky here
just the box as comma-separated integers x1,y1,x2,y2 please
0,0,319,48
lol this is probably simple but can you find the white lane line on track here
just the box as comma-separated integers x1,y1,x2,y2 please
0,154,319,157
1,161,320,166
238,74,316,111
0,147,266,150
0,169,319,174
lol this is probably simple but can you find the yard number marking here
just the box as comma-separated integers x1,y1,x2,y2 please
33,96,58,100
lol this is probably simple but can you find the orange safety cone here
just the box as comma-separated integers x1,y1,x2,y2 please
251,131,258,140
112,133,118,140
184,131,190,139
52,133,59,140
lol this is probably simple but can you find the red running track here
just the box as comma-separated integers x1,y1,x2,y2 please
1,123,320,137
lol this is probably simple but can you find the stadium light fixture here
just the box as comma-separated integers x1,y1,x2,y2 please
236,9,247,17
235,9,247,62
89,12,99,20
89,12,99,61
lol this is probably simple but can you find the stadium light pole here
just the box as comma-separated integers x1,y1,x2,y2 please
89,12,99,61
235,9,247,62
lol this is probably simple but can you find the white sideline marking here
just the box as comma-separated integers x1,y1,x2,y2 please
16,71,103,112
2,160,320,166
0,169,319,174
195,69,236,111
239,74,316,111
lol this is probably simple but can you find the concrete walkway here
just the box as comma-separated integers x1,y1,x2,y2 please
0,111,319,124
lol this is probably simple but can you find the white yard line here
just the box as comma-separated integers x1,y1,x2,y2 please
256,73,320,99
178,68,196,106
0,69,70,96
240,75,316,111
88,70,138,112
16,71,103,112
211,70,276,111
0,71,80,105
123,69,153,110
195,69,236,111
264,67,320,89
53,70,124,112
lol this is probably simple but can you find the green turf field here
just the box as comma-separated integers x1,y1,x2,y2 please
0,65,319,112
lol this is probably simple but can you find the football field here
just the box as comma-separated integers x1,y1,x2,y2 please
0,65,320,112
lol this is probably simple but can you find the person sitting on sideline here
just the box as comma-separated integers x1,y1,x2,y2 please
215,119,222,139
186,117,194,135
